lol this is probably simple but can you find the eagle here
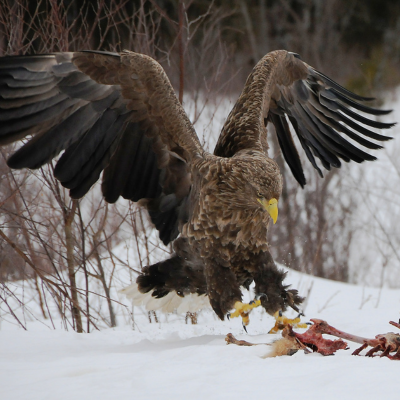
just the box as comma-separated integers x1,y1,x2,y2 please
0,50,393,325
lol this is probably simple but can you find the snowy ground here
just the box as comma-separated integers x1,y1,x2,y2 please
1,267,399,400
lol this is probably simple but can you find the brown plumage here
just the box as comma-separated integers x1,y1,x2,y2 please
0,50,393,320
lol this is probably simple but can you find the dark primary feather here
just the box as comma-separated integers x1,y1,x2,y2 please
101,122,157,203
268,113,306,187
268,58,394,185
312,69,374,101
321,88,391,116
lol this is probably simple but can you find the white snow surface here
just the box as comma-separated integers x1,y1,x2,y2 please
1,267,399,400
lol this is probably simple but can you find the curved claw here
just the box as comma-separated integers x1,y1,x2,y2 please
255,293,267,301
286,289,305,313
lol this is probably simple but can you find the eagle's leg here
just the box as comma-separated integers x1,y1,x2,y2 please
228,299,262,329
251,251,304,316
204,260,242,321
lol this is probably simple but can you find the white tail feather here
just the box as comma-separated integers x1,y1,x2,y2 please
162,293,184,313
120,283,210,313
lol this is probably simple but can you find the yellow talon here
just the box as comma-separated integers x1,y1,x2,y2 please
229,300,261,326
268,311,308,334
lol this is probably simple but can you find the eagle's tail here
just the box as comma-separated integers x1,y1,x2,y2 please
120,255,210,314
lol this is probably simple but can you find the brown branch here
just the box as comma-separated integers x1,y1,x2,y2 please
0,228,68,298
149,0,178,27
63,199,83,332
178,0,185,104
0,291,27,330
77,203,90,333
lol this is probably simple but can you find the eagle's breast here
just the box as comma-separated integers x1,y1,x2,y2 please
182,155,280,260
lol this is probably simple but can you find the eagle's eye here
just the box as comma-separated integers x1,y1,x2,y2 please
257,192,263,198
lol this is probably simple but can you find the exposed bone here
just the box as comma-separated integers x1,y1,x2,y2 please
225,333,263,347
309,319,400,359
309,319,373,345
225,333,304,357
389,320,400,330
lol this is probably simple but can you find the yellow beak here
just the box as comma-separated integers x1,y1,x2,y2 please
258,197,278,224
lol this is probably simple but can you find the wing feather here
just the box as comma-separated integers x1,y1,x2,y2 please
320,88,391,116
0,50,205,245
268,113,306,187
215,50,394,186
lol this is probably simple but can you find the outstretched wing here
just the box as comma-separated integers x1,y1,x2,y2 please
214,50,394,187
0,50,204,244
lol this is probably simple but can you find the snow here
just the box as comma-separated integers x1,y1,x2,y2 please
1,268,399,400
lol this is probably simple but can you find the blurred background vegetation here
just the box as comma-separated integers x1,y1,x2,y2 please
2,0,400,91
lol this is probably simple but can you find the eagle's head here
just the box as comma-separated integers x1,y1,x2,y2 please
226,153,283,224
